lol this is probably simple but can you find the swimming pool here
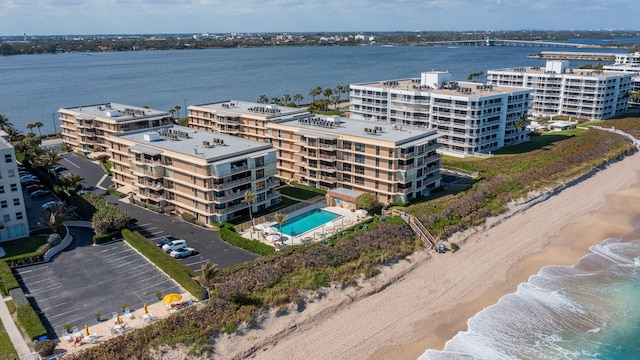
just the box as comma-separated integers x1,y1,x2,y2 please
275,209,340,236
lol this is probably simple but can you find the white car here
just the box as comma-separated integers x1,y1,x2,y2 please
162,239,187,253
41,201,64,210
170,247,197,259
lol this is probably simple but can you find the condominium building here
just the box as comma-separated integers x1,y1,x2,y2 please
0,137,28,241
107,125,279,224
487,60,634,120
349,71,532,156
187,100,310,142
604,52,640,109
266,115,442,204
59,103,174,157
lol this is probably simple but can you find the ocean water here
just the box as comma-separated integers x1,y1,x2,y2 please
420,236,640,360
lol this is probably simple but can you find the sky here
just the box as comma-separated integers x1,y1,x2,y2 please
1,0,639,36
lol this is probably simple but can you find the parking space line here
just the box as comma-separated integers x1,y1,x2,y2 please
96,174,109,190
62,158,80,169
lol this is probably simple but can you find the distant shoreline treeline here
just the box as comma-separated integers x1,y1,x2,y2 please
1,30,639,56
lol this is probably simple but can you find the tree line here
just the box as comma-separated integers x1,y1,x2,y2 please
256,84,350,112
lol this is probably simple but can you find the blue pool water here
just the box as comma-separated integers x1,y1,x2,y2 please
275,209,339,236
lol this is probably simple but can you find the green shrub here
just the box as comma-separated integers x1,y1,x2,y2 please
93,230,122,245
219,223,275,256
121,229,202,299
6,300,16,314
16,305,47,341
47,233,62,247
181,212,196,223
1,251,45,267
450,243,460,252
0,261,20,296
34,339,56,357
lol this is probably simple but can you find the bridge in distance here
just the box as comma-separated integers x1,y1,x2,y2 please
421,39,615,48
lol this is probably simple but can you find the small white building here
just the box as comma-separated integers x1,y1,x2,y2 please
0,137,29,242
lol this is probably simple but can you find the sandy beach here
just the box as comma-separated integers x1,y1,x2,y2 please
211,153,640,360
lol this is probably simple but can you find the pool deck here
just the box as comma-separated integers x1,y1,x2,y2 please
240,204,364,248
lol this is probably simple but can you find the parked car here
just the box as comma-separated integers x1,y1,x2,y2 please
50,165,67,172
42,200,64,211
21,178,41,185
26,184,46,193
155,236,178,247
30,189,51,198
20,175,38,183
170,247,197,259
162,239,187,253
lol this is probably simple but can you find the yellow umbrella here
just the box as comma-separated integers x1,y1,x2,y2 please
116,313,123,325
85,323,89,337
162,293,182,303
143,303,149,314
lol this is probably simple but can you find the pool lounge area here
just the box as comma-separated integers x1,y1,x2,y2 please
241,203,363,247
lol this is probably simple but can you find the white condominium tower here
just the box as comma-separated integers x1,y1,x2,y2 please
349,71,532,157
487,60,634,120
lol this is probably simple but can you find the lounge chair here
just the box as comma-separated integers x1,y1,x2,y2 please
71,326,81,338
124,308,134,319
62,330,73,342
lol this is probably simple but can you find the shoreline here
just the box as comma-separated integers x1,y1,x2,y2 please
211,153,640,360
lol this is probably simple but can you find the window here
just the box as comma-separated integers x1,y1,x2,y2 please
0,186,4,194
257,193,265,202
13,198,20,206
255,156,265,167
255,169,265,179
10,183,16,192
16,212,23,220
2,214,9,222
376,146,380,156
342,163,351,172
256,180,265,191
5,154,12,163
8,169,14,177
0,200,6,208
355,143,365,152
355,154,365,164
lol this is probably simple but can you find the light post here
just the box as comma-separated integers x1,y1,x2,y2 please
51,113,57,136
183,99,188,118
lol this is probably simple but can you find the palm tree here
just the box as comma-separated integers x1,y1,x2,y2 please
174,105,181,118
60,173,84,194
270,97,281,105
309,86,322,102
293,93,303,106
331,95,341,110
514,112,529,141
272,212,288,244
34,121,44,137
26,123,36,136
334,85,343,101
0,114,12,131
257,94,269,104
34,150,62,170
194,262,219,299
3,126,22,144
243,190,256,237
38,203,74,234
281,93,291,106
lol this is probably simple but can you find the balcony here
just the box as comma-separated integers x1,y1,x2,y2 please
211,177,252,190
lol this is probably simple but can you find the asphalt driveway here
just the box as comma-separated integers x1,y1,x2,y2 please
13,226,183,338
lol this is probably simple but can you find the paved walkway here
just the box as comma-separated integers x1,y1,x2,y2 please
0,295,31,358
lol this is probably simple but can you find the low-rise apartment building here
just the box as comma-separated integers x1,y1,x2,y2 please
187,100,310,142
487,60,634,120
267,115,442,204
59,103,173,157
0,137,29,241
107,125,279,224
349,71,532,156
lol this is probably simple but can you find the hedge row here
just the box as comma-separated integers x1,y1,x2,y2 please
121,229,203,299
93,230,122,245
16,305,47,341
0,261,20,296
219,223,275,256
0,249,47,267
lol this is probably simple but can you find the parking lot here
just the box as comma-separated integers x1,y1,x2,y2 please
50,152,259,270
14,226,183,338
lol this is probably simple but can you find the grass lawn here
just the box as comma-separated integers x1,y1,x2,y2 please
278,186,323,200
1,236,48,258
0,318,18,360
226,197,300,225
493,130,584,155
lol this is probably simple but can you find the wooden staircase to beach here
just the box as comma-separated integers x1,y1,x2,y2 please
391,211,438,250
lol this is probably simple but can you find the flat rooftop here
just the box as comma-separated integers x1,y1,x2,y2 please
489,66,627,78
192,100,309,119
274,115,440,145
352,78,528,97
61,103,170,121
115,125,273,162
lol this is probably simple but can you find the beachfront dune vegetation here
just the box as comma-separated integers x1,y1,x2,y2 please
408,118,638,240
63,115,639,359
